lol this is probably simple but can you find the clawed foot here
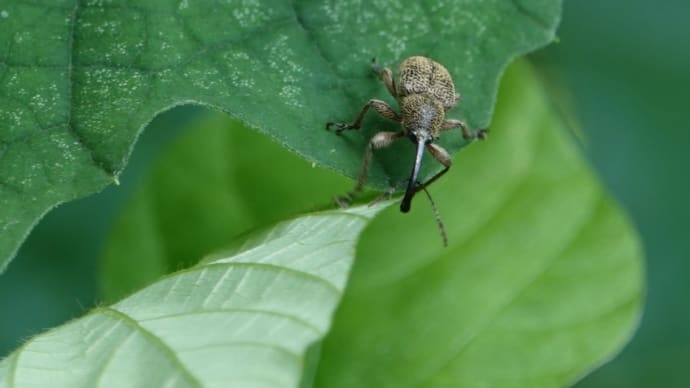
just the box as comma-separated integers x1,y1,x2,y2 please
326,121,357,134
335,193,353,208
371,57,383,76
335,186,396,209
463,128,489,141
368,186,396,206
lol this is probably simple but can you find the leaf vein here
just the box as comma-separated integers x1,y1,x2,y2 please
137,308,322,336
207,253,342,295
181,340,301,361
96,306,202,388
65,1,116,177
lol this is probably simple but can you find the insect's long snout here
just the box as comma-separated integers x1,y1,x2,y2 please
400,139,426,213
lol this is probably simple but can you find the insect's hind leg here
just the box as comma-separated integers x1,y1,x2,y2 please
412,143,452,196
326,99,400,134
441,119,488,140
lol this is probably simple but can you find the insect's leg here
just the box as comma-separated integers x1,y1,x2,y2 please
441,119,488,140
356,131,405,192
326,99,400,134
371,58,397,98
336,131,405,207
413,143,452,194
368,185,397,206
374,66,397,98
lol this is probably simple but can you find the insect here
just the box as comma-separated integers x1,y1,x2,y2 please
327,56,487,229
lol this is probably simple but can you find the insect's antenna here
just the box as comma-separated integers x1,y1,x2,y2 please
421,187,448,247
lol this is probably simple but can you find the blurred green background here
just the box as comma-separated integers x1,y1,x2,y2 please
1,1,687,386
535,1,690,387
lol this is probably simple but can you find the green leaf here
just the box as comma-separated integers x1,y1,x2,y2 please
314,62,643,387
0,203,386,388
0,0,562,272
97,60,643,386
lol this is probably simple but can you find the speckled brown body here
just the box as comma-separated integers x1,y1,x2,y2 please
398,56,458,110
326,56,486,225
400,94,445,140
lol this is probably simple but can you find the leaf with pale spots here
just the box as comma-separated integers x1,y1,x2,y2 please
0,0,561,272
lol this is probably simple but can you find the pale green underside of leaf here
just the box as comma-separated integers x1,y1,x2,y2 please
0,203,387,388
0,0,562,272
93,61,643,388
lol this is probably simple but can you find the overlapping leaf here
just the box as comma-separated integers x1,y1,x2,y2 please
0,203,386,388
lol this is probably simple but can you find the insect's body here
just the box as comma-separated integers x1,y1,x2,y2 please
400,94,444,141
398,56,458,110
327,56,486,240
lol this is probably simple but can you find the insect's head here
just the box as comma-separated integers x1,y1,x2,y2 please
407,128,433,145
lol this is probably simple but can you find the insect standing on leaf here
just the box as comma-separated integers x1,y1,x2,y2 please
326,56,487,245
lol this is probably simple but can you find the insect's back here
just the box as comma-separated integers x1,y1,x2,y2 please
397,56,457,111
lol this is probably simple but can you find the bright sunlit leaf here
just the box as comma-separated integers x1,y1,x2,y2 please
0,203,387,388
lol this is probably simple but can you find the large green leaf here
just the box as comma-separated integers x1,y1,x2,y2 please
96,61,643,387
0,0,561,272
0,203,386,388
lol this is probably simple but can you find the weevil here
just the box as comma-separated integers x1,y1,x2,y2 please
327,56,487,217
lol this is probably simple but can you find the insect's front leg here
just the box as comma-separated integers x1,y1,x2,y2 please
413,143,452,195
441,119,488,140
371,59,397,98
336,130,405,207
326,99,400,134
